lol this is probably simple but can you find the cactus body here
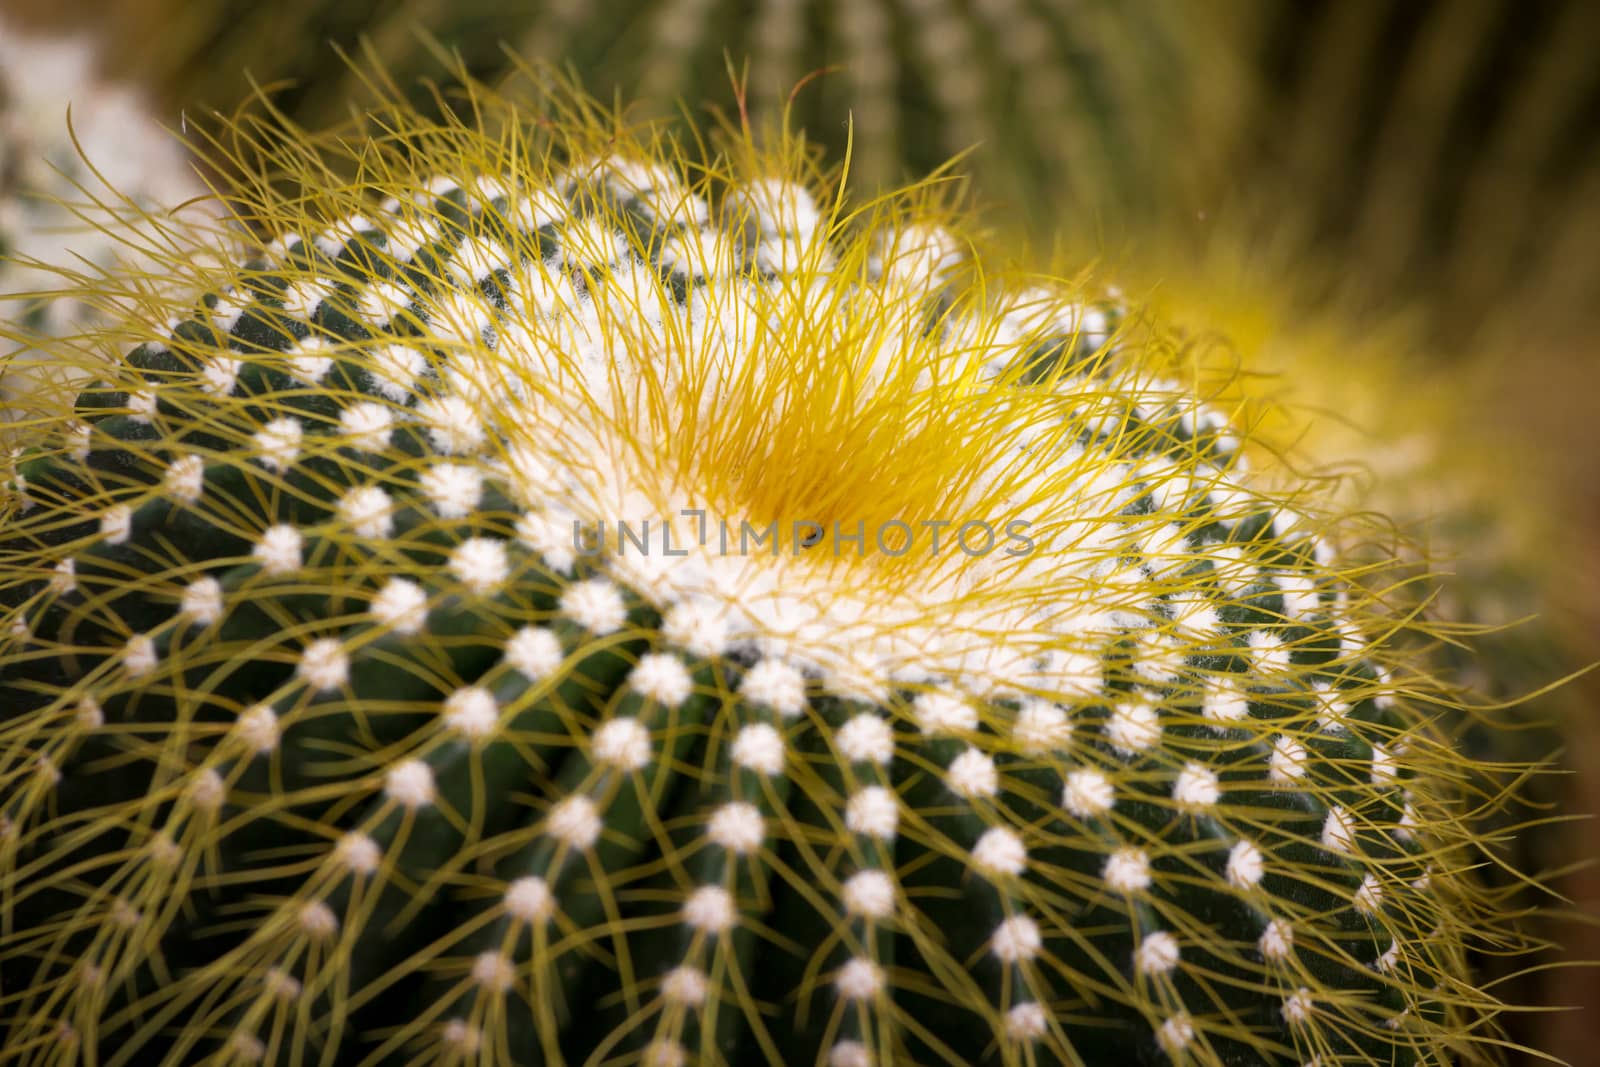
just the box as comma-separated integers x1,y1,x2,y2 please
0,87,1514,1066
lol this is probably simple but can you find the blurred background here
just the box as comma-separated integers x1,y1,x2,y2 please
1,0,1596,1059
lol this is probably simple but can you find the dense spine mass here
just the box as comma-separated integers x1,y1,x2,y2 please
0,87,1510,1066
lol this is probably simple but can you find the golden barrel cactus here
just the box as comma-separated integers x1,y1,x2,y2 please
0,75,1534,1066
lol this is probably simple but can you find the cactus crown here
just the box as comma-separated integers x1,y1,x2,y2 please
0,74,1526,1066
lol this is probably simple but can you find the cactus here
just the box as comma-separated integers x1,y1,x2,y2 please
50,0,1232,231
43,1,1600,362
1196,0,1600,352
0,20,215,419
39,0,1600,337
0,79,1530,1066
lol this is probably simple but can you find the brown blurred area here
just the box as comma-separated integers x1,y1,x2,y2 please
2,0,1598,1060
1493,342,1600,1064
1486,383,1599,1066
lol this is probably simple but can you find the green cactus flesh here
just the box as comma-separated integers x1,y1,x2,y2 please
0,98,1504,1067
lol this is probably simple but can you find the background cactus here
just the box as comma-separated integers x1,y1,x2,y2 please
4,0,1235,230
0,17,215,419
0,78,1533,1065
13,0,1592,345
1182,0,1600,354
